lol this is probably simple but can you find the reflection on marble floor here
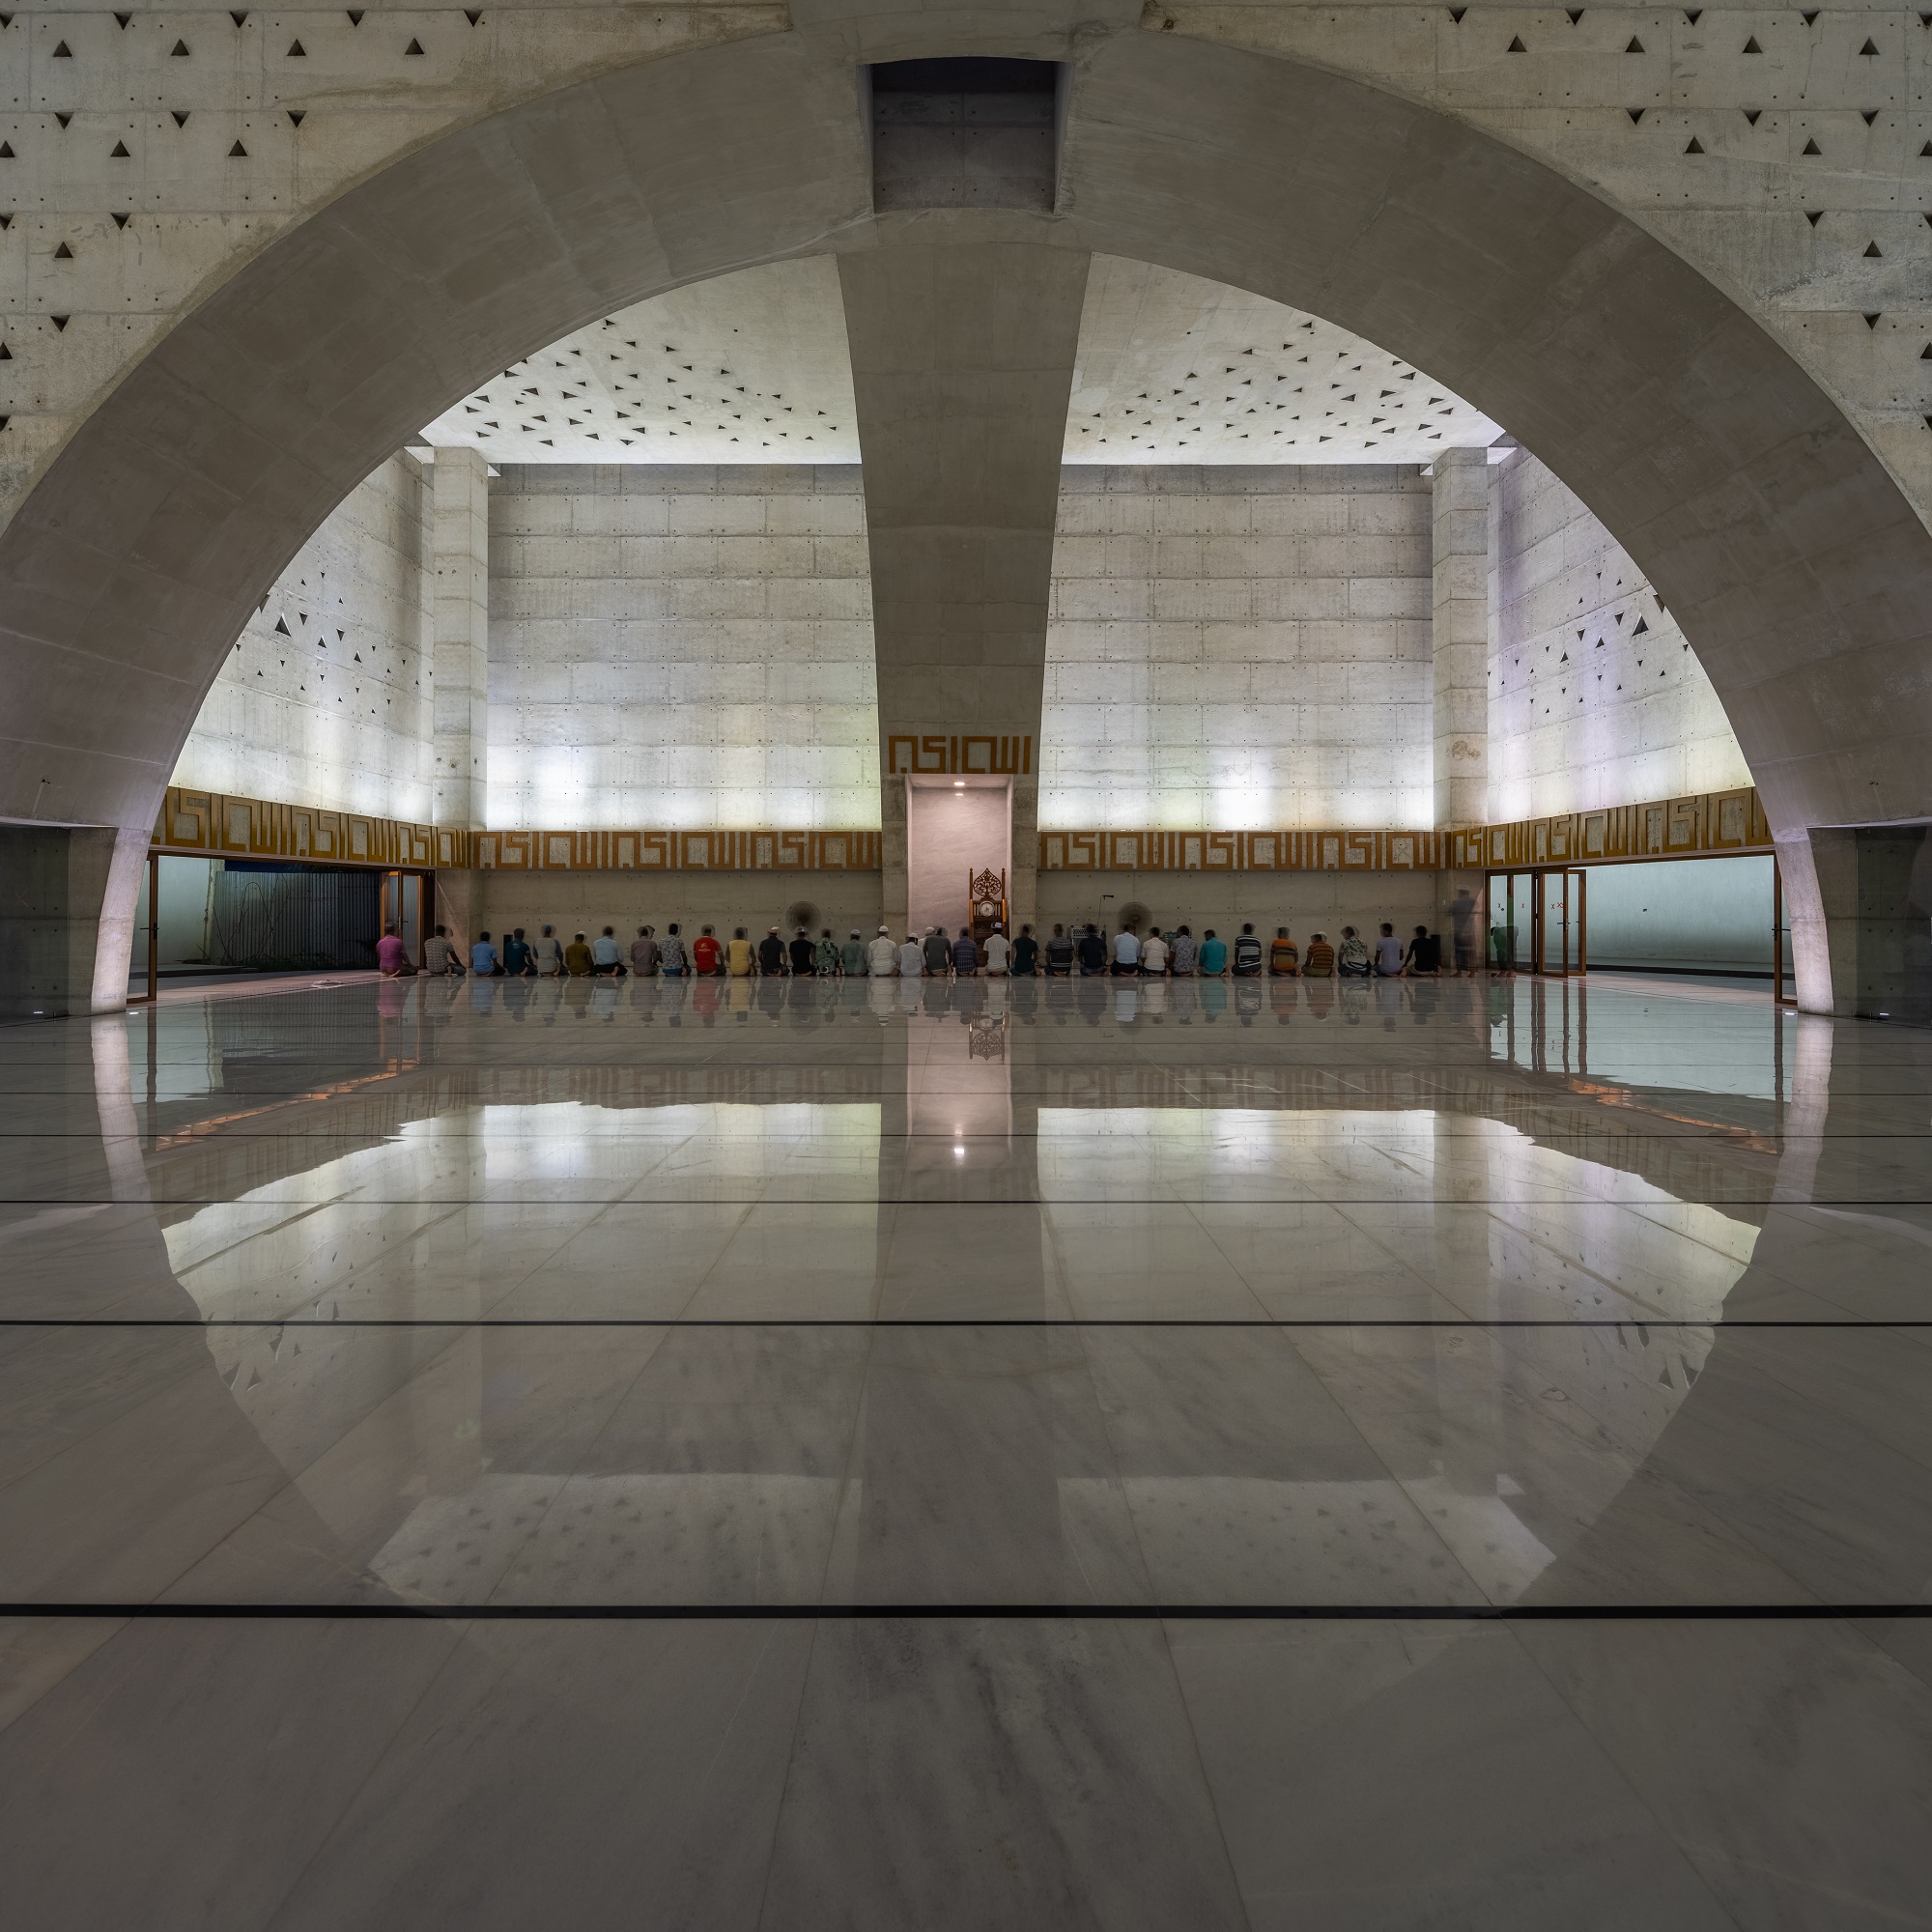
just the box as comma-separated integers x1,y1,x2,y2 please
2,973,1930,1928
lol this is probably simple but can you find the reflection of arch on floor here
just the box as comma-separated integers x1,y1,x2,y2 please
6,25,1928,1013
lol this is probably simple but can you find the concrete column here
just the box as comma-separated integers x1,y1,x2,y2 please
432,446,490,833
0,823,128,1022
838,238,1090,936
1432,446,1490,830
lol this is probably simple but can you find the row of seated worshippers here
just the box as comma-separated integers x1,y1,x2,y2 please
1035,920,1450,979
398,918,1455,981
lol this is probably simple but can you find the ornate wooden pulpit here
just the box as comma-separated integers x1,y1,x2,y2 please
968,867,1008,943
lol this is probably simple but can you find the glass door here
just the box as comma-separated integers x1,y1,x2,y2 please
128,851,159,1004
1488,872,1530,975
1533,868,1588,977
1772,861,1797,1005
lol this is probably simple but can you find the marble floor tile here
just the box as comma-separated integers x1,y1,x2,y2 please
1167,1617,1737,1929
764,1616,1249,1931
2,972,1929,1919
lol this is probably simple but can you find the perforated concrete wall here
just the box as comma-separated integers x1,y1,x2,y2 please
485,466,879,831
170,451,434,818
1488,450,1750,821
1039,467,1435,832
170,448,1758,839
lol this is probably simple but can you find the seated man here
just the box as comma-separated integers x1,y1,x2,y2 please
757,927,786,976
1076,924,1108,976
423,925,462,976
1302,931,1335,978
502,928,534,977
1374,923,1406,977
590,926,626,976
1269,927,1299,976
1111,925,1141,977
789,927,818,976
1140,926,1169,976
923,927,952,977
1232,923,1264,977
952,927,980,977
563,932,595,976
630,926,660,977
1045,924,1074,976
692,926,723,976
469,930,501,977
376,925,410,977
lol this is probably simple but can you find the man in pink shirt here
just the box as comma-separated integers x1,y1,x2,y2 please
375,925,410,977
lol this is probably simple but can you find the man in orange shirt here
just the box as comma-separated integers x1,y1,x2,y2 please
693,925,724,976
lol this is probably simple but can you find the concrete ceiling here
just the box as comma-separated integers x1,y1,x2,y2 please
416,253,1502,466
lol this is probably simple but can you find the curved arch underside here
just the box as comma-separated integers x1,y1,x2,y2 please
3,23,1926,969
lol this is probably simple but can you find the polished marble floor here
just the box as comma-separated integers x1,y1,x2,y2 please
2,969,1930,1927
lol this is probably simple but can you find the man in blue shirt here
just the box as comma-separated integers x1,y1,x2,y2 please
469,931,500,976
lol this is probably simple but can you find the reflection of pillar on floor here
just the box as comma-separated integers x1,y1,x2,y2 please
838,239,1091,938
848,986,1067,1602
1430,1109,1504,1502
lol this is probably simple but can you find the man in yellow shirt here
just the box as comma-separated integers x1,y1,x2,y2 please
727,928,755,977
563,932,595,976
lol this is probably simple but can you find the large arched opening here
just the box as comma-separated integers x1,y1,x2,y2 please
5,23,1926,1012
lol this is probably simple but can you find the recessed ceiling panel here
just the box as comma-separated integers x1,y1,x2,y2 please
416,254,1501,466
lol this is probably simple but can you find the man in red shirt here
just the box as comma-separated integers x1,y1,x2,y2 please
693,925,724,976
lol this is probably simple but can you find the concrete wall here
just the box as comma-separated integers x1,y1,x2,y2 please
1040,467,1435,832
470,869,885,950
1035,870,1438,950
171,454,435,820
1489,452,1750,822
487,466,878,830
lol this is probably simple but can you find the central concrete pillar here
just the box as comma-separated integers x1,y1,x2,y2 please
1432,446,1490,830
838,240,1090,937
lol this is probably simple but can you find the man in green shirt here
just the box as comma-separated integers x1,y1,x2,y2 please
1198,929,1229,976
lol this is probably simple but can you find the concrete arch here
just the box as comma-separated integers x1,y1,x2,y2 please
3,22,1926,1010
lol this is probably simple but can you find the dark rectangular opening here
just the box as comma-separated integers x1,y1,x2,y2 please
867,57,1064,212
